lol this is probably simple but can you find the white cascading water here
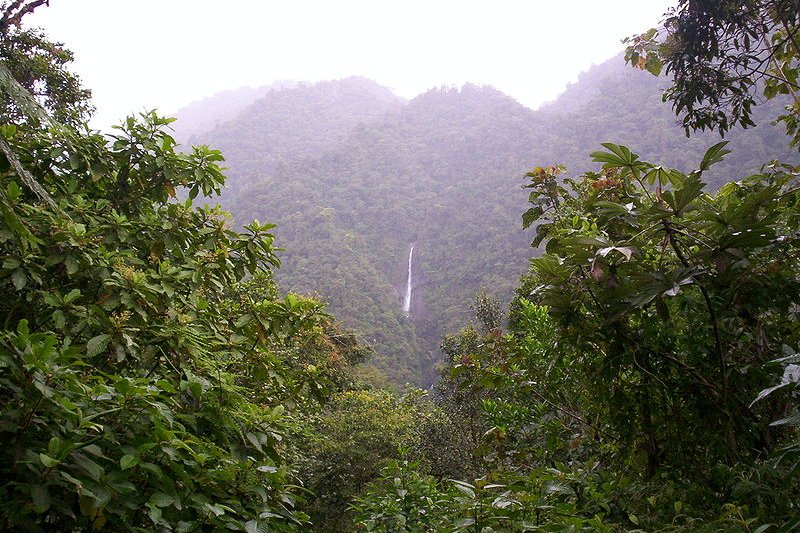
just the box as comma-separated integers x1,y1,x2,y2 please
403,245,414,314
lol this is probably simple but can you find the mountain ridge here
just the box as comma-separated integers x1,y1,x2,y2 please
172,56,798,385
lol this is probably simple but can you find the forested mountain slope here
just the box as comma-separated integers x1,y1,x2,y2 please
184,77,405,197
175,55,797,385
169,80,327,139
172,85,273,141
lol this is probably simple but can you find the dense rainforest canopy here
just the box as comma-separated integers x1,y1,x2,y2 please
1,0,799,532
178,45,797,388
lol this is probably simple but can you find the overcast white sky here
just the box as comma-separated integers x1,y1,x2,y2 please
27,1,675,130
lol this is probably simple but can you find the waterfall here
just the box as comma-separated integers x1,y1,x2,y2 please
403,245,414,314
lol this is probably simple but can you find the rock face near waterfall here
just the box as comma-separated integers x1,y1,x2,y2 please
173,58,797,386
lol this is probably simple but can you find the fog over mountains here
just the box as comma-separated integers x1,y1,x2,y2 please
173,55,797,385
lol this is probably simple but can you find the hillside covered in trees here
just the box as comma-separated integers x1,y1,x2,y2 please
178,57,797,385
2,1,800,532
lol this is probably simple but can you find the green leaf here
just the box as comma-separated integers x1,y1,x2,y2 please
543,480,572,494
770,413,800,427
246,432,264,453
120,454,139,470
646,54,663,76
454,517,476,529
206,503,225,516
450,479,475,498
751,364,800,407
149,492,174,508
39,453,59,468
48,437,62,456
30,484,50,513
531,222,552,247
86,334,111,357
591,144,642,175
74,453,103,481
147,504,163,524
235,313,253,328
522,206,544,229
643,166,674,186
7,180,20,201
176,521,199,533
0,124,16,139
64,256,79,275
12,268,26,290
699,141,731,172
671,173,706,214
64,288,81,303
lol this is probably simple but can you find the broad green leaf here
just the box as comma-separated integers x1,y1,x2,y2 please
39,453,58,468
646,54,663,76
454,517,476,529
86,334,111,357
74,453,103,481
235,313,253,328
591,144,643,173
644,166,663,185
770,413,800,427
450,480,475,498
147,504,162,524
176,521,198,533
522,206,543,229
120,454,139,470
246,432,264,453
64,288,81,302
149,492,174,508
64,256,79,275
12,268,26,290
532,222,552,247
596,201,636,218
750,364,800,406
47,437,61,456
7,180,20,201
246,520,272,533
543,480,572,494
671,173,706,214
30,484,50,513
699,141,731,172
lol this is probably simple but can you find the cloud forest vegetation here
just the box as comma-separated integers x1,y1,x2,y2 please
0,0,799,531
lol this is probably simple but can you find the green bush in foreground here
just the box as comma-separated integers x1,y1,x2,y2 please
0,96,352,529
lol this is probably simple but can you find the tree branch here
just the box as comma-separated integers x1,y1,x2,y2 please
0,0,49,32
0,137,61,213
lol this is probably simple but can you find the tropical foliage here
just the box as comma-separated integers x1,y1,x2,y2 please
625,0,800,146
0,25,366,530
3,1,800,532
185,62,796,387
349,146,800,532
